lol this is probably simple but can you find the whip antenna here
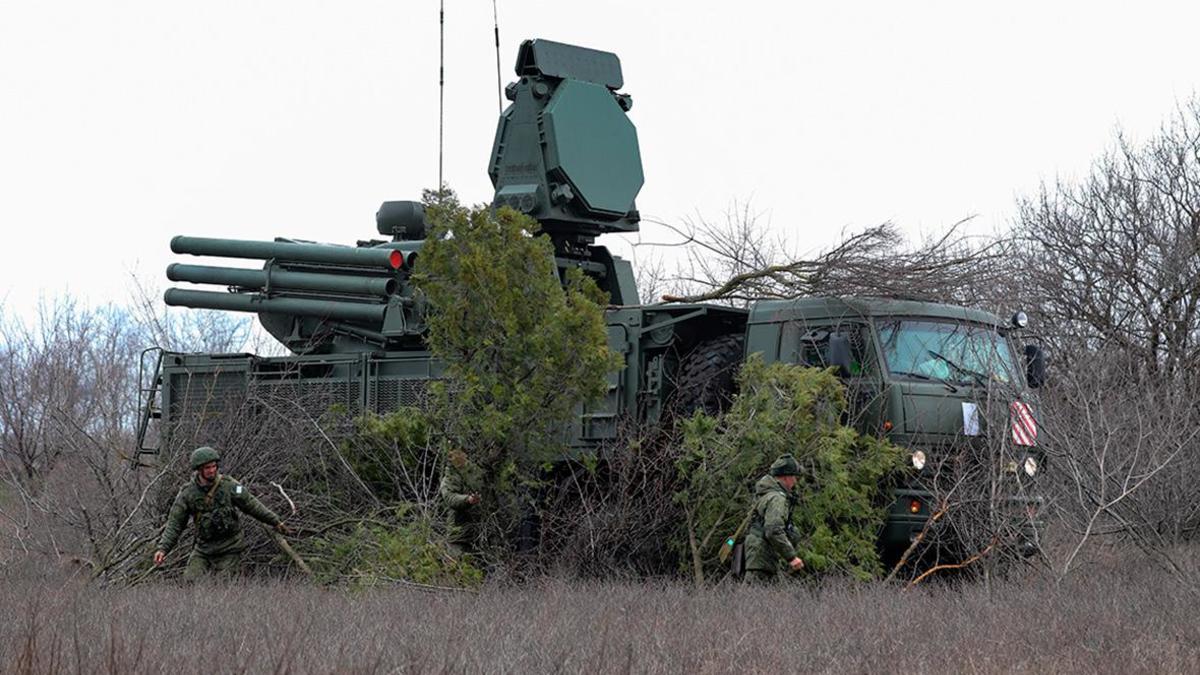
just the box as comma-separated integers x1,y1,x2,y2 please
438,0,445,194
493,0,502,113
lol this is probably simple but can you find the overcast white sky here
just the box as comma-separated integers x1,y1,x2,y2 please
2,1,1198,319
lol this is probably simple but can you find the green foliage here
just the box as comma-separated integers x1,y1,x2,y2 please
676,356,906,581
301,505,483,588
290,408,483,587
342,409,433,502
414,193,621,552
417,194,619,463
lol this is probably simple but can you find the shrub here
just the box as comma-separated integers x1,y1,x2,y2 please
301,504,483,588
675,356,906,583
415,193,620,558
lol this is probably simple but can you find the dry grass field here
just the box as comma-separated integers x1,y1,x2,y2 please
2,555,1197,674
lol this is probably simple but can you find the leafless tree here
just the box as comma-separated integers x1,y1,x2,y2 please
639,206,1010,310
1013,98,1200,383
0,299,140,484
1036,358,1198,585
999,96,1200,587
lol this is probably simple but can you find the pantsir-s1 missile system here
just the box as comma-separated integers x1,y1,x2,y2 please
139,38,1045,561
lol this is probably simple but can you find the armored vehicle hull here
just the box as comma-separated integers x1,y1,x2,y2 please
140,38,1045,565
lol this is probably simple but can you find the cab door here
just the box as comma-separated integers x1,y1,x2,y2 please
780,320,885,436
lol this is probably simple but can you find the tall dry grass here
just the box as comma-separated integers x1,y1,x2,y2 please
1,554,1196,674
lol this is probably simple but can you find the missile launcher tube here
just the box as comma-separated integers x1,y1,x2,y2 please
164,289,388,323
170,235,398,269
166,263,397,297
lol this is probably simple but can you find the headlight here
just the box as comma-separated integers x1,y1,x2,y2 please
911,450,927,470
1023,456,1038,477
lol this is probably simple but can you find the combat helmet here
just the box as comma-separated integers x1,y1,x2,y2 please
190,446,220,470
769,454,800,477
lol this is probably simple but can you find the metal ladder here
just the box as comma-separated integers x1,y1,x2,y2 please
133,347,165,466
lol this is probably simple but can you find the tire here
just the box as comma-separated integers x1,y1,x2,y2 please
672,334,745,418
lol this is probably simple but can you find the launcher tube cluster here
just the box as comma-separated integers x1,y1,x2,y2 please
162,235,415,350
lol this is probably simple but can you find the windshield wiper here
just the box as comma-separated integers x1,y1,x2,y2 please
891,370,958,392
926,349,988,387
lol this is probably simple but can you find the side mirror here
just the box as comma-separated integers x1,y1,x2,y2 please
827,334,853,378
1024,344,1046,389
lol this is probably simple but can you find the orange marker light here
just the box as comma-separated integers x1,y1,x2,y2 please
883,420,894,432
909,499,921,514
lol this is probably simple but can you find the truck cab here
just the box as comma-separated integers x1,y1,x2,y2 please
745,297,1045,557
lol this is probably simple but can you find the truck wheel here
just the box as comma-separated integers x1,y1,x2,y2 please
672,335,745,417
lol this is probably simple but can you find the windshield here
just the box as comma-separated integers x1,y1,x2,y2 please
877,319,1021,386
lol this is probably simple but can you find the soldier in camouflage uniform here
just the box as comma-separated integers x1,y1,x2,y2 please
743,454,806,584
153,446,290,579
439,449,483,557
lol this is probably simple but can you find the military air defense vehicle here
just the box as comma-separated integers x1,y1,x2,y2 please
138,38,1045,560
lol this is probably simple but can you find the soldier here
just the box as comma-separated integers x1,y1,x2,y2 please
439,449,483,557
743,453,806,583
153,446,290,579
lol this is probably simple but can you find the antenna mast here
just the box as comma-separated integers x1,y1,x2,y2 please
438,0,445,193
493,1,502,113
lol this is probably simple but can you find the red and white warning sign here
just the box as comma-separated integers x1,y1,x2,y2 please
1011,401,1038,447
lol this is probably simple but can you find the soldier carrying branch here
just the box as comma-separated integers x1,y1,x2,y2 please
153,446,291,579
